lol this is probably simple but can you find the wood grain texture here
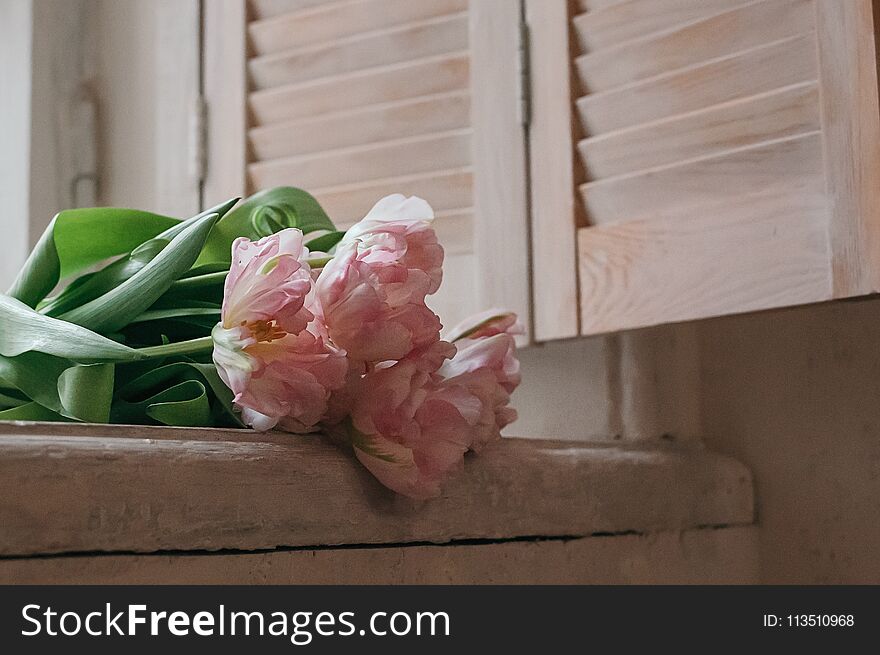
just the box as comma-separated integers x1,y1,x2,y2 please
816,0,880,297
572,0,750,53
249,0,331,20
203,0,248,204
578,183,831,333
248,128,472,191
312,168,473,223
577,33,818,135
248,52,470,126
248,12,468,90
578,82,820,180
0,527,759,584
575,0,814,93
526,0,580,340
469,0,531,345
249,91,470,161
580,132,824,226
248,0,467,56
0,422,753,557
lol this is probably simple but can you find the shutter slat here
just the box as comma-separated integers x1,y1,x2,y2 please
249,0,467,56
575,0,814,93
576,33,816,135
249,12,468,90
249,52,469,125
248,0,332,20
248,129,472,192
580,132,823,226
312,168,473,223
572,0,750,53
578,181,830,333
578,82,819,180
249,91,470,161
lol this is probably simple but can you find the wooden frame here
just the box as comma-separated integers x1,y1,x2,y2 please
469,0,532,342
525,0,581,341
202,0,248,205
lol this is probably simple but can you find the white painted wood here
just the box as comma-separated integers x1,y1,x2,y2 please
249,52,470,126
249,0,467,56
248,129,472,190
0,421,754,556
575,0,814,93
203,0,248,204
248,12,469,90
578,82,820,180
0,0,33,292
572,0,751,53
155,0,201,217
578,182,831,333
816,0,880,297
249,91,471,161
0,526,759,584
577,33,818,135
580,132,824,226
469,0,531,344
526,0,580,341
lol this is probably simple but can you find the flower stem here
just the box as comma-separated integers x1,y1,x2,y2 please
137,336,214,360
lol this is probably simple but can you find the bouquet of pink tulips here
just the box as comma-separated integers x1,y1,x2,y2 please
0,188,521,497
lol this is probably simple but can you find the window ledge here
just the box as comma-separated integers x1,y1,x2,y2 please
0,421,753,558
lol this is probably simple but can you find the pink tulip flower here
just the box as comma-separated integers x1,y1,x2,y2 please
315,194,444,363
212,229,347,432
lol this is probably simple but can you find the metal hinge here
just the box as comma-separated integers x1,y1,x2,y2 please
518,17,531,127
189,94,208,186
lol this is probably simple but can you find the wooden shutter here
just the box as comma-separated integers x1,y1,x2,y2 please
203,0,530,336
529,0,880,338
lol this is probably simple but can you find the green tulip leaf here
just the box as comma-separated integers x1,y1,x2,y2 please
196,187,335,266
0,294,143,362
0,352,114,422
57,212,221,334
7,208,179,308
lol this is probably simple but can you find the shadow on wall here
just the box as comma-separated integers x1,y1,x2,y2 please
699,297,880,584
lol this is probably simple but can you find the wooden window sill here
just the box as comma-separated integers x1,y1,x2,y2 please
0,421,753,559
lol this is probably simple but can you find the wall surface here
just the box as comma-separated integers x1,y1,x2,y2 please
699,298,880,583
0,0,33,291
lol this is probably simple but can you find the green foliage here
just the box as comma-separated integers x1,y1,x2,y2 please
0,187,338,428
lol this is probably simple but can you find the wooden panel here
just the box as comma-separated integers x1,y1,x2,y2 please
249,91,470,161
248,12,468,90
816,0,880,297
578,183,831,333
575,0,814,93
581,132,823,225
572,0,750,53
0,422,754,556
249,0,333,20
249,0,467,55
578,82,820,180
469,0,531,344
203,0,248,204
0,527,759,584
526,0,580,340
577,33,818,135
249,52,470,125
248,128,471,190
312,168,473,222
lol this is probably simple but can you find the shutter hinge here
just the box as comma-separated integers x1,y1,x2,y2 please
518,17,531,127
190,94,208,186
